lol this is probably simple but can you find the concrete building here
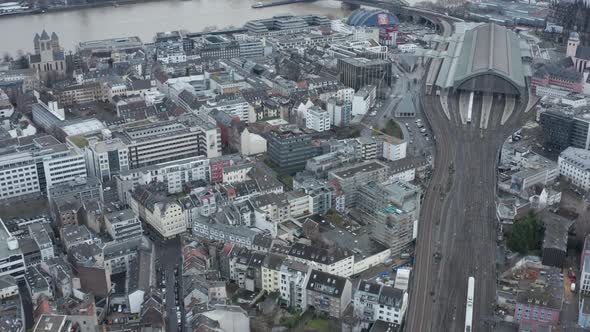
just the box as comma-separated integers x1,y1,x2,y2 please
337,58,392,92
326,99,352,128
0,135,87,200
539,108,590,152
352,85,376,116
240,128,267,156
0,220,25,281
119,121,201,168
358,181,421,255
558,147,590,191
305,106,331,132
28,223,54,262
380,136,407,162
104,209,143,242
304,269,352,319
205,96,250,123
286,242,354,278
279,259,310,310
115,156,210,203
266,126,320,175
328,161,388,210
580,235,590,295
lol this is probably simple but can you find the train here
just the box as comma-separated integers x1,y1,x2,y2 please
465,276,474,332
466,91,474,124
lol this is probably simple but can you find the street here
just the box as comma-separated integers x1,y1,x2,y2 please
154,235,184,332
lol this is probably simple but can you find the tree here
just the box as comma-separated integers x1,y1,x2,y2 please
507,211,544,255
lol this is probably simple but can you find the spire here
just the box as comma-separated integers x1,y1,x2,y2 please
40,30,50,40
51,32,58,40
34,33,40,41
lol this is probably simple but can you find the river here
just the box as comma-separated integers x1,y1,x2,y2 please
0,0,357,55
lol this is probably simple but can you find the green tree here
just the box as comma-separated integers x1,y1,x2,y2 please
508,211,544,255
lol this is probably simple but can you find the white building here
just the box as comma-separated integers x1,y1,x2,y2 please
306,106,331,132
279,260,310,310
580,236,590,294
398,43,418,53
287,243,354,278
116,156,210,203
0,135,87,200
353,281,407,325
104,209,143,242
129,187,187,239
381,136,407,162
205,97,251,123
240,128,267,156
0,219,25,281
0,275,18,299
72,131,129,182
352,85,376,116
28,223,54,262
559,147,590,191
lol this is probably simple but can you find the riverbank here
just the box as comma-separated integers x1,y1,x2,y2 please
0,0,351,54
0,0,170,19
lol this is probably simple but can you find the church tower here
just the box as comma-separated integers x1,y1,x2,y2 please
567,31,580,58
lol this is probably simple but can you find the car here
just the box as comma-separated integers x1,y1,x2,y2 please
405,122,409,127
410,140,414,144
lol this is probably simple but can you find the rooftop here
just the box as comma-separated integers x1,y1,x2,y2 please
306,269,348,298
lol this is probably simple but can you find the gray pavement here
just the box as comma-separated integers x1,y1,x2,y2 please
154,235,184,332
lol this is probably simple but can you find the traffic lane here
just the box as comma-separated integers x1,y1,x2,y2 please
156,237,183,332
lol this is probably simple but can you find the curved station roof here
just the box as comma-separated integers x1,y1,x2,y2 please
436,23,526,96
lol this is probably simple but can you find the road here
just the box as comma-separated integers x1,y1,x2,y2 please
154,236,184,331
405,88,530,332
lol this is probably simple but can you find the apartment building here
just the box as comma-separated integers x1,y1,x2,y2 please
129,185,187,239
354,281,407,325
286,242,354,278
305,269,352,318
306,106,331,132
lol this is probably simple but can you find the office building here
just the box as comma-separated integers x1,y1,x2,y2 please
0,135,87,200
337,58,392,92
0,219,25,281
115,156,210,203
266,126,320,175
